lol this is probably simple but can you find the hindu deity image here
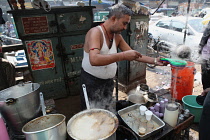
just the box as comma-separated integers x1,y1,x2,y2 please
26,39,55,70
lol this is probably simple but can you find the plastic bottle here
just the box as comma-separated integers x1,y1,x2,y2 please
154,103,160,112
154,111,160,117
159,113,164,118
184,109,190,118
149,106,155,113
0,114,10,140
177,114,184,124
164,98,168,105
159,100,165,113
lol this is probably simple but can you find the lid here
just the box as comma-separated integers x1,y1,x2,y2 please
140,84,149,92
160,58,187,67
166,102,179,111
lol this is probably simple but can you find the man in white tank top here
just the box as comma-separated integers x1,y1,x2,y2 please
80,3,166,112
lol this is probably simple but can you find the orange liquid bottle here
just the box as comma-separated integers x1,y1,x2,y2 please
171,61,195,100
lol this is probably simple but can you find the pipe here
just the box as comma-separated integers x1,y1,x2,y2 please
183,0,191,44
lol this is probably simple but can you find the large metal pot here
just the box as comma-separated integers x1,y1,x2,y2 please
22,114,66,140
0,83,41,135
67,109,118,140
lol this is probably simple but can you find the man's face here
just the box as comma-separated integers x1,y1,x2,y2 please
111,14,131,34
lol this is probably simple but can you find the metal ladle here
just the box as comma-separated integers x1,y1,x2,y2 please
82,84,90,110
39,92,46,116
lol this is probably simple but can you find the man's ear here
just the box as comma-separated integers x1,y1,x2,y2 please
110,16,116,22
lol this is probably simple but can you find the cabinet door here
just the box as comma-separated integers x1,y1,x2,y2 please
57,11,93,33
118,15,149,87
128,16,148,82
24,37,67,99
61,35,85,95
15,14,58,37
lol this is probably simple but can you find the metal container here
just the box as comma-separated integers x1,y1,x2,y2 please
67,109,118,140
118,104,165,139
0,83,41,135
22,114,66,140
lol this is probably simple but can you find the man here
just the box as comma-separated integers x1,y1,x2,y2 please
199,21,210,90
80,3,165,112
0,58,16,91
199,88,210,140
198,21,210,140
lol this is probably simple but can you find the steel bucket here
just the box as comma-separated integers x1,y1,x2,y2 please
0,83,41,135
67,109,118,140
22,114,66,140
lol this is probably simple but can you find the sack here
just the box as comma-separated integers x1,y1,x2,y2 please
31,0,51,12
202,37,210,60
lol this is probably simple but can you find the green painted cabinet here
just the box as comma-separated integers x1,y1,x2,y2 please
118,15,149,92
8,6,95,99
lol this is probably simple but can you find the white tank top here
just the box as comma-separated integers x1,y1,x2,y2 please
82,26,117,79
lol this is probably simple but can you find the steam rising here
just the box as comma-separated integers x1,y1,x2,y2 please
89,88,116,113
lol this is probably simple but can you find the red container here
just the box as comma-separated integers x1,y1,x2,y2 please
171,62,195,100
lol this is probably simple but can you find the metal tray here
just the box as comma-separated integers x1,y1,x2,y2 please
118,104,165,139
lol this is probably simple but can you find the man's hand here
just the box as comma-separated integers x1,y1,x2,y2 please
156,57,169,66
198,45,202,54
198,49,202,54
201,88,210,96
123,50,142,61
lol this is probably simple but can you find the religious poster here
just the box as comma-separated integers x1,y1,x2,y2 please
25,39,55,70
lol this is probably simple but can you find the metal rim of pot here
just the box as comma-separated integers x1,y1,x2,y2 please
127,94,146,104
22,114,66,134
67,108,119,140
0,83,40,103
0,83,41,135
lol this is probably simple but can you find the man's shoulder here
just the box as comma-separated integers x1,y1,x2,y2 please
88,26,101,35
89,26,100,32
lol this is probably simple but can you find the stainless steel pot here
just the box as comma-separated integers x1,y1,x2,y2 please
127,94,146,104
67,109,118,140
0,83,41,135
22,114,66,140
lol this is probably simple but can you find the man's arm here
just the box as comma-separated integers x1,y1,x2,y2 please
201,88,210,96
86,28,141,66
199,22,210,53
117,34,164,66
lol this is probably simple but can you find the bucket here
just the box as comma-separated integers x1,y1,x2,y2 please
182,95,203,123
0,83,41,135
22,114,66,140
171,61,195,100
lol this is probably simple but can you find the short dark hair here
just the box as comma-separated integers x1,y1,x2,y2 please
107,3,133,19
